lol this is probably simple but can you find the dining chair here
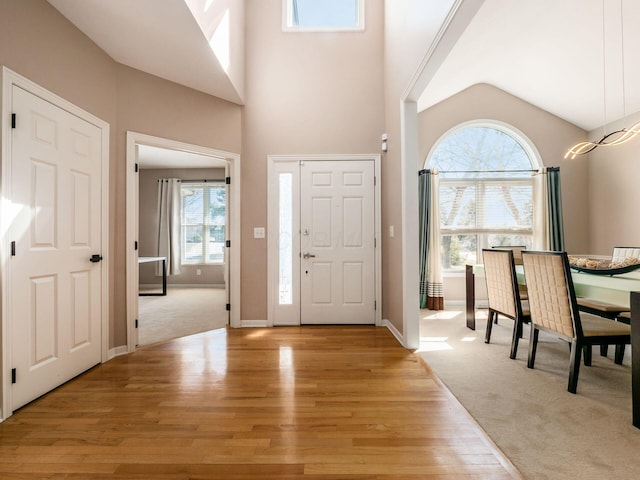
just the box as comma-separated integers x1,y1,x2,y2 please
490,245,528,302
522,250,631,394
482,249,530,359
576,246,640,356
491,245,526,265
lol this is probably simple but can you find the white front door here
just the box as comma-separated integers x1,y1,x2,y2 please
300,161,375,324
9,85,103,410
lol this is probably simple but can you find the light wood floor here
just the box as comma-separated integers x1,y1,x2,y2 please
0,326,522,479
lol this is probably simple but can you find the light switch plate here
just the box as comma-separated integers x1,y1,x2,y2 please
254,227,265,239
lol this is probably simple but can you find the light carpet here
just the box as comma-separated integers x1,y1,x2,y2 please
138,287,227,346
418,308,640,480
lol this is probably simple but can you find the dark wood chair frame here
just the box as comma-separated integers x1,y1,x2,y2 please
482,248,530,360
523,251,631,394
577,246,640,358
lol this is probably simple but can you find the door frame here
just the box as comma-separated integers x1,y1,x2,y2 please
0,66,110,421
267,154,382,327
125,132,241,352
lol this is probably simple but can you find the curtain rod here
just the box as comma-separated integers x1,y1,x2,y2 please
157,179,224,183
418,167,559,175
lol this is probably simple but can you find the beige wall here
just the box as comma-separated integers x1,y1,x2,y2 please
242,0,385,320
418,83,589,301
588,134,640,255
0,0,119,348
138,168,226,286
114,66,241,343
0,1,243,352
382,0,458,333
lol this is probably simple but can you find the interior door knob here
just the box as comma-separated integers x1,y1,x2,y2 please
89,254,103,263
303,252,316,259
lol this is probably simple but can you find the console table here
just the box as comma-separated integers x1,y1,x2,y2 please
138,256,167,296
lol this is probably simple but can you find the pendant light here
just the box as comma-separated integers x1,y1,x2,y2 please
565,0,637,159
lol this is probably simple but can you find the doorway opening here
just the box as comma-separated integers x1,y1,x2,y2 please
126,132,241,352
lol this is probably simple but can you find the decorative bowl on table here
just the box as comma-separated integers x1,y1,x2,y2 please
568,255,640,276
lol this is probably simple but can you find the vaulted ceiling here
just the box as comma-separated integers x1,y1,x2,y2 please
48,0,640,133
418,0,640,132
48,0,244,105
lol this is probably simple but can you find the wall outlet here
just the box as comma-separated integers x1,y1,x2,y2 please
254,227,265,239
196,269,201,276
389,225,395,238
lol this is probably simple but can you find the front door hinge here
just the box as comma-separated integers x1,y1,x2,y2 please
374,300,377,311
225,240,231,248
135,163,139,173
134,241,138,251
11,113,16,129
11,241,16,256
225,176,231,185
11,368,16,384
135,319,138,328
374,238,376,248
226,303,231,311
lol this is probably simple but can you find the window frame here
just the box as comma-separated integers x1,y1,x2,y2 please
282,0,365,33
425,121,542,273
180,181,227,266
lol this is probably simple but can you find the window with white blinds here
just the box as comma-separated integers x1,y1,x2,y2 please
427,125,538,270
181,183,226,264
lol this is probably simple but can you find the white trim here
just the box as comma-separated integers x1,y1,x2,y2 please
108,345,129,360
282,0,365,33
267,154,382,327
126,132,241,354
383,319,406,348
400,0,485,350
1,66,110,420
240,320,268,328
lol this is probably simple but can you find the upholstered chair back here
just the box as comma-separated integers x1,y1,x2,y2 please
483,249,518,319
522,251,576,339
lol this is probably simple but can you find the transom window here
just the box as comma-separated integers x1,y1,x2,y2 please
283,0,364,32
181,182,226,264
426,124,540,271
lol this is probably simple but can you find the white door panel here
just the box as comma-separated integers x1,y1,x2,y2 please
300,161,375,324
10,86,102,410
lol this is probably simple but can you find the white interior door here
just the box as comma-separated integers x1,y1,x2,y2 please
300,161,375,324
9,85,103,410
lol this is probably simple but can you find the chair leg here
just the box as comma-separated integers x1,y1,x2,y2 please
494,313,499,324
583,345,592,366
485,310,495,344
509,317,521,360
615,344,626,365
568,340,582,394
527,325,539,369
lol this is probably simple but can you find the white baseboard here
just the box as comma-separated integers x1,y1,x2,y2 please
383,319,407,348
240,320,268,328
107,345,129,360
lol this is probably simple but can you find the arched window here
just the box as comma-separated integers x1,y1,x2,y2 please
425,122,541,270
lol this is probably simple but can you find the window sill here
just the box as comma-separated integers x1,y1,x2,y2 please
443,271,466,278
181,263,226,267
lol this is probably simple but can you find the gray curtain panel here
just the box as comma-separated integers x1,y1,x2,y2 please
547,167,565,252
157,178,182,275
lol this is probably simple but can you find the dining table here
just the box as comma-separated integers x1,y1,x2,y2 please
465,263,640,429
